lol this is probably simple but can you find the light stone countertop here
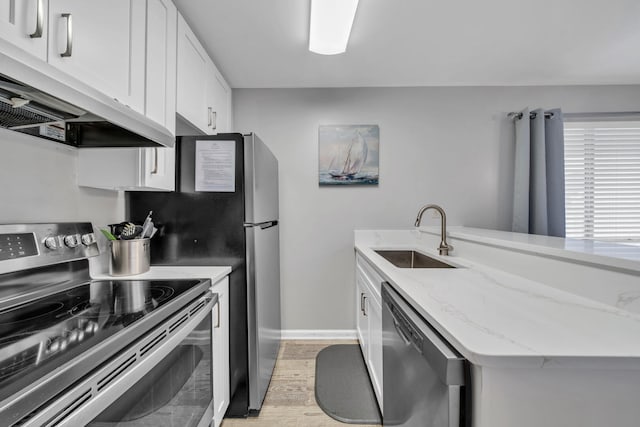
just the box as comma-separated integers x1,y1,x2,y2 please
420,226,640,274
355,229,640,369
91,265,232,285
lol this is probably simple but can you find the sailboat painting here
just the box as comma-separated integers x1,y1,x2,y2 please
318,125,379,185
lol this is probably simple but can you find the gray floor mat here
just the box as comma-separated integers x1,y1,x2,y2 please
315,344,382,424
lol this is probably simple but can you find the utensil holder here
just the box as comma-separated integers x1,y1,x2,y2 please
109,239,150,276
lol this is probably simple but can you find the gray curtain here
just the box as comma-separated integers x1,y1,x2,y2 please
511,108,566,237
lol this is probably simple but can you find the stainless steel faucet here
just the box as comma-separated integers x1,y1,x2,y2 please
414,204,452,256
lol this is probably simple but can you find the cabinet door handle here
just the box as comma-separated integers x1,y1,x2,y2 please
207,107,212,127
29,0,44,38
363,296,367,316
60,13,73,57
211,111,217,130
150,148,159,174
214,301,220,328
360,292,365,313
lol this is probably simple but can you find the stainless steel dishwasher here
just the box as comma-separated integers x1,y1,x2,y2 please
382,282,469,427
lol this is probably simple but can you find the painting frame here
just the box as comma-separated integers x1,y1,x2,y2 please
318,124,379,186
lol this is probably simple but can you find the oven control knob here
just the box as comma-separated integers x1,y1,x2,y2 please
44,236,59,250
85,321,98,335
48,341,59,353
63,235,80,248
81,233,96,246
67,329,79,343
48,338,65,353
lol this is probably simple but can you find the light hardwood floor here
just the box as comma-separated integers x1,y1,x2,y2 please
221,340,381,427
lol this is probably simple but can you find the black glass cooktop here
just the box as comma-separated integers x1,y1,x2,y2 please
0,279,202,398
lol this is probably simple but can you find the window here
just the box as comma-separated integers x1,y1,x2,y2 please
564,121,640,243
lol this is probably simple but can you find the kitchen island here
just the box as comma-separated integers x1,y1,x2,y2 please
355,228,640,427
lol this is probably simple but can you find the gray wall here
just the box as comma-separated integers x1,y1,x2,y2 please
0,128,123,226
233,85,640,331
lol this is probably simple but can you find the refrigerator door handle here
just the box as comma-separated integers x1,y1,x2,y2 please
244,221,278,230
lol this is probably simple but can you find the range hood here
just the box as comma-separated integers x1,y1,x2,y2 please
0,42,174,148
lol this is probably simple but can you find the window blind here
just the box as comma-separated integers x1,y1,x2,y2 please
564,121,640,242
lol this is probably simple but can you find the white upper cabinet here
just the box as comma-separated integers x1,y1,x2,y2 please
206,60,231,134
145,0,177,134
176,13,209,133
76,0,178,192
47,0,146,113
0,0,48,60
77,146,175,191
141,146,175,191
177,12,231,135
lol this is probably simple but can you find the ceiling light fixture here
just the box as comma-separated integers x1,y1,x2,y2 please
309,0,359,55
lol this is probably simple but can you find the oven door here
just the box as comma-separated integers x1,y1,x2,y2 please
88,310,214,427
24,293,216,427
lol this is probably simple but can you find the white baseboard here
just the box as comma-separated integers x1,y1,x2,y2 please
281,329,358,340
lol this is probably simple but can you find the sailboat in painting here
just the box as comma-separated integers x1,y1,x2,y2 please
328,132,368,179
318,124,379,186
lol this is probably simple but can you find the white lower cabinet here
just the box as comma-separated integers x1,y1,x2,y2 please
77,147,175,191
355,254,384,411
367,293,383,405
211,276,230,427
356,275,368,356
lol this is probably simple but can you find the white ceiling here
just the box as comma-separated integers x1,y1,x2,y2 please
174,0,640,89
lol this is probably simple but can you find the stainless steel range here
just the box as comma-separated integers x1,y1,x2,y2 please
0,223,216,427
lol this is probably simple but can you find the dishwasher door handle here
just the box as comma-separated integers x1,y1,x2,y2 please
392,315,422,354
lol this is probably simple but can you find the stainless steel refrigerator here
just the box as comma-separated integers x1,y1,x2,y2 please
126,133,281,417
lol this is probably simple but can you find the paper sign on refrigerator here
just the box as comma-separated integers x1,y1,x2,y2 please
195,140,235,192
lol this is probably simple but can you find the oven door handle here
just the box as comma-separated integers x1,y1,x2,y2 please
214,299,220,328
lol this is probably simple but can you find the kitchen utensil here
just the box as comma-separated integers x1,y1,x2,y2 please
120,224,142,240
141,211,153,229
120,223,142,240
109,222,134,239
137,211,154,239
140,220,154,239
108,223,122,237
120,223,135,239
100,229,117,241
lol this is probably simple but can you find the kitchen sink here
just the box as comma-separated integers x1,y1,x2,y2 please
374,250,456,269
